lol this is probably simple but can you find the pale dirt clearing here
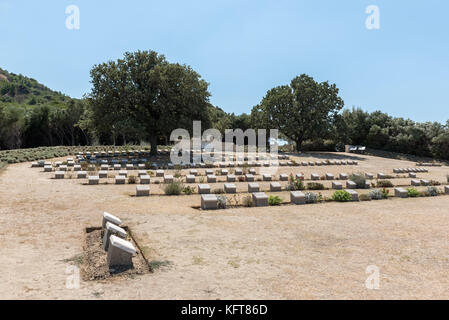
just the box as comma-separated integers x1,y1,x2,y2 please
0,152,448,299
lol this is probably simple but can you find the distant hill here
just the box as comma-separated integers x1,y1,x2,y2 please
0,68,75,106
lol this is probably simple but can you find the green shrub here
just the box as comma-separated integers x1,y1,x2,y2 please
128,175,137,184
407,188,420,198
304,192,318,204
287,175,305,191
164,181,183,195
377,180,393,188
182,186,195,195
426,186,438,197
268,195,282,206
332,190,352,202
381,188,390,199
307,182,325,190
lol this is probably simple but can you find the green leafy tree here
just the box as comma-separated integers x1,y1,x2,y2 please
251,74,344,151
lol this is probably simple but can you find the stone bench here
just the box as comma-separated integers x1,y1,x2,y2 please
248,183,260,193
224,183,236,194
395,188,408,198
140,175,150,184
411,179,421,186
88,176,99,185
346,189,359,201
115,176,126,184
290,191,305,204
164,175,174,183
201,194,218,210
270,182,282,192
77,171,87,179
103,222,127,251
332,181,343,190
198,184,211,194
280,174,289,181
107,235,136,269
55,171,65,179
136,185,150,197
252,192,269,207
263,174,272,181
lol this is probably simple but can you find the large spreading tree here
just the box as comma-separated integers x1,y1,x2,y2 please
86,50,211,155
251,74,344,151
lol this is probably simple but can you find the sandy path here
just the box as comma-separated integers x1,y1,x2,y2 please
0,152,448,299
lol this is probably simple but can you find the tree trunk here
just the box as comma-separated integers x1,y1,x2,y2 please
295,139,302,152
150,135,158,156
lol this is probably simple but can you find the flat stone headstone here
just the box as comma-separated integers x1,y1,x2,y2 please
205,169,214,175
55,171,65,179
207,175,217,183
270,182,282,192
138,170,147,177
102,212,121,228
224,183,236,194
140,175,150,184
409,172,416,178
44,166,52,172
411,179,421,186
445,186,449,195
77,171,87,179
378,173,387,179
198,184,211,194
311,173,320,180
190,169,198,176
248,183,260,193
339,173,348,180
420,179,430,186
114,164,121,170
235,169,243,175
107,235,136,269
365,173,374,179
103,222,127,251
99,170,108,178
252,192,268,207
201,194,218,210
59,165,68,172
245,174,255,182
164,175,174,183
115,175,126,184
346,181,357,189
249,169,257,175
346,189,359,201
227,174,236,182
73,165,82,171
119,170,128,177
332,182,343,190
156,170,165,177
186,175,196,183
136,185,150,197
325,173,334,180
263,174,272,181
88,176,99,185
290,191,306,205
395,188,408,198
280,174,289,181
221,169,229,175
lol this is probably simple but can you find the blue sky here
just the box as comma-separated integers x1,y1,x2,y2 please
1,0,448,122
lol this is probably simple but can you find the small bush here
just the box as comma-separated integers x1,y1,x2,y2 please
304,192,318,204
128,175,137,184
242,195,253,207
349,173,367,189
426,186,438,197
407,188,420,198
381,188,390,199
332,190,352,202
213,188,225,194
359,194,372,201
369,189,384,200
164,181,183,195
377,180,393,188
217,195,227,209
268,195,282,206
430,180,441,186
287,176,305,191
307,182,325,190
182,186,195,195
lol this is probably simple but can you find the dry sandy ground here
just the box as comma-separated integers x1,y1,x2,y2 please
0,152,448,300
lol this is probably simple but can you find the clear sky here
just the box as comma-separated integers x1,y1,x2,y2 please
1,0,448,122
